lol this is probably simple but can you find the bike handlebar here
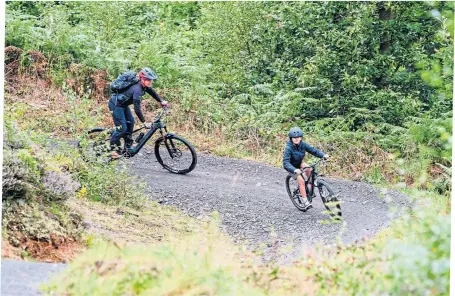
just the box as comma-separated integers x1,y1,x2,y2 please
131,108,168,133
153,107,168,123
300,158,326,171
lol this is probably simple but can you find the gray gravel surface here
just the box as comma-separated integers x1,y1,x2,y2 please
129,152,410,263
1,259,66,296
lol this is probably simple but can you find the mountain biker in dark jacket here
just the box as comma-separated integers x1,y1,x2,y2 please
108,67,168,158
283,127,329,210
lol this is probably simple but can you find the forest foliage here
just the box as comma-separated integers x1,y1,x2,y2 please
6,1,453,194
3,2,453,294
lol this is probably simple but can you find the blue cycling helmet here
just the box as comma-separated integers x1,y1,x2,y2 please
139,67,158,80
288,127,304,138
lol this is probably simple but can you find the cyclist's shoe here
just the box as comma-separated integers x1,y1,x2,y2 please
111,150,122,159
110,143,122,159
301,199,313,210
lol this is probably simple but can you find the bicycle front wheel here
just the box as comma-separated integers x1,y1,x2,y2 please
154,134,197,174
317,179,342,217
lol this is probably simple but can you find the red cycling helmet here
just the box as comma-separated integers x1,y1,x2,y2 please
138,67,158,80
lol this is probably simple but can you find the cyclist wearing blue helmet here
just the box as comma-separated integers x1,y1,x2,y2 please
283,127,330,210
109,67,169,159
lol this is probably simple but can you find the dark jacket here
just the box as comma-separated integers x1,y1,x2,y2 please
282,140,325,173
112,82,163,123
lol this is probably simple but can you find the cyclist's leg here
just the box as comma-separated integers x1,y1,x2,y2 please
110,107,127,153
296,174,308,199
301,161,313,191
124,107,135,148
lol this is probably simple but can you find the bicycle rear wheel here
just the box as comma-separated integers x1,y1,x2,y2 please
154,134,197,174
78,128,114,163
317,179,342,217
285,175,308,212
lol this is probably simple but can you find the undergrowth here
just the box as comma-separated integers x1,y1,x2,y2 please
42,197,450,295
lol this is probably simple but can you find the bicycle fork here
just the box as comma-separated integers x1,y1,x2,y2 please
159,128,177,159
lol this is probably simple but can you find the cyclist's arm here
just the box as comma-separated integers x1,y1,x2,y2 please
132,89,146,123
303,142,325,158
283,146,297,173
145,87,163,103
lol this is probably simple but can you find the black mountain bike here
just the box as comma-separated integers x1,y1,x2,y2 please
77,107,197,174
285,159,342,217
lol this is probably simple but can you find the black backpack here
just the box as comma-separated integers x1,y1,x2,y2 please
110,71,140,93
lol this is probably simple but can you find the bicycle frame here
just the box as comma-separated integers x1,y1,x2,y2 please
122,108,169,157
300,159,325,201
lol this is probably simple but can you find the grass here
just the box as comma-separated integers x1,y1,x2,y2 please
67,197,206,246
42,218,267,296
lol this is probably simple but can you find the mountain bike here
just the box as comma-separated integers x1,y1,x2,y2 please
77,107,197,174
285,159,342,217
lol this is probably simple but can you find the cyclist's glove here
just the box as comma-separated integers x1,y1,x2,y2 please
294,169,303,175
143,122,152,129
161,100,169,108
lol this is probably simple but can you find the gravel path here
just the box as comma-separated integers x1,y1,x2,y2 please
1,259,66,296
129,152,410,263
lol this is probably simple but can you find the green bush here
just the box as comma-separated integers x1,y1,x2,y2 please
2,148,38,201
385,211,450,295
2,117,85,245
41,170,80,202
75,161,148,210
3,117,41,200
2,199,84,244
